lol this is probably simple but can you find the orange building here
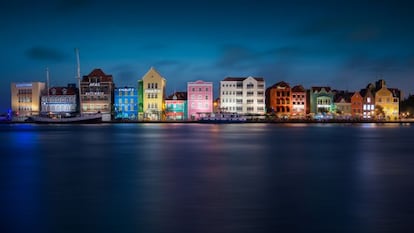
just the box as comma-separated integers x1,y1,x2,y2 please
266,81,291,118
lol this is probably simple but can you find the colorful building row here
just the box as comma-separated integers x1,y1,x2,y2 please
265,79,401,120
10,66,403,121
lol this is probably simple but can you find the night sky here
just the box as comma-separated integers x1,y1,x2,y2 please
1,0,414,111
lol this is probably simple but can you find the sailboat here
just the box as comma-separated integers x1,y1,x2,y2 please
30,49,102,124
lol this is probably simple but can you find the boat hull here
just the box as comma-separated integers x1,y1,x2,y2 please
29,114,103,124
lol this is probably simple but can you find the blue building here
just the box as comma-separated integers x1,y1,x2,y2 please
114,87,138,119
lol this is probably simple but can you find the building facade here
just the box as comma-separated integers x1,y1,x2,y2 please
291,85,307,118
374,80,399,120
165,92,187,120
333,92,352,119
187,80,213,120
265,81,291,118
114,87,138,119
80,69,114,115
141,67,166,120
360,84,376,119
41,83,78,117
309,87,334,117
351,91,363,119
11,82,46,119
220,76,265,115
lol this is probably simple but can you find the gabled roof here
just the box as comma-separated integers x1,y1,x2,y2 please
47,86,77,95
142,66,166,81
166,91,187,100
267,81,290,90
82,68,113,82
388,88,401,98
312,86,331,93
292,85,306,92
223,76,264,82
334,91,353,103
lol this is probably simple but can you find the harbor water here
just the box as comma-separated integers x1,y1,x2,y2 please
1,123,414,233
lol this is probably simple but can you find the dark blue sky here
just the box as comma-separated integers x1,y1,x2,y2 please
1,0,414,111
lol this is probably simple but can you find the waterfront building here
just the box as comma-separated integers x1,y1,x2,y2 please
40,83,78,117
333,91,352,119
114,87,138,119
213,98,221,113
291,85,307,118
360,83,376,119
374,80,399,120
351,91,363,119
137,80,144,120
80,68,114,115
265,81,291,118
11,82,46,119
141,67,166,120
165,92,187,120
309,87,334,117
187,80,213,120
220,76,265,115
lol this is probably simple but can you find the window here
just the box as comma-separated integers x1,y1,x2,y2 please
155,83,158,89
205,95,208,100
206,88,209,91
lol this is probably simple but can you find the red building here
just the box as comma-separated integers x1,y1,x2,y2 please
266,81,291,118
351,91,363,119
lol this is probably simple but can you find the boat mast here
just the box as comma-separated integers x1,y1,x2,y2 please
46,67,50,113
75,48,82,115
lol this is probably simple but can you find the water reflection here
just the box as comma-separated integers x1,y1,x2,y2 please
0,123,414,233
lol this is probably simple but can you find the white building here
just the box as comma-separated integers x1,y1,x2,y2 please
41,84,78,117
219,76,265,115
11,82,46,119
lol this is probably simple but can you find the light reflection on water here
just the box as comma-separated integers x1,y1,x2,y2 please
0,123,414,233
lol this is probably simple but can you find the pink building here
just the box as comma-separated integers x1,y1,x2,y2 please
187,80,213,120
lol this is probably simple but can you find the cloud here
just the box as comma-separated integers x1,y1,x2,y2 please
216,45,257,69
25,47,68,62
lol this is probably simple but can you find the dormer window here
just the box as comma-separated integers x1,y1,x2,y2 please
62,88,67,95
51,88,56,95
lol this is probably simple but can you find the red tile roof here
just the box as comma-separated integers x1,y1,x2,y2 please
82,68,113,82
47,86,77,95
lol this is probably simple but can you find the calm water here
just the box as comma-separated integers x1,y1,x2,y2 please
1,123,414,233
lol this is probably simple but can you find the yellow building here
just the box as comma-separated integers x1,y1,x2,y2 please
11,82,46,120
375,80,399,120
141,67,166,120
